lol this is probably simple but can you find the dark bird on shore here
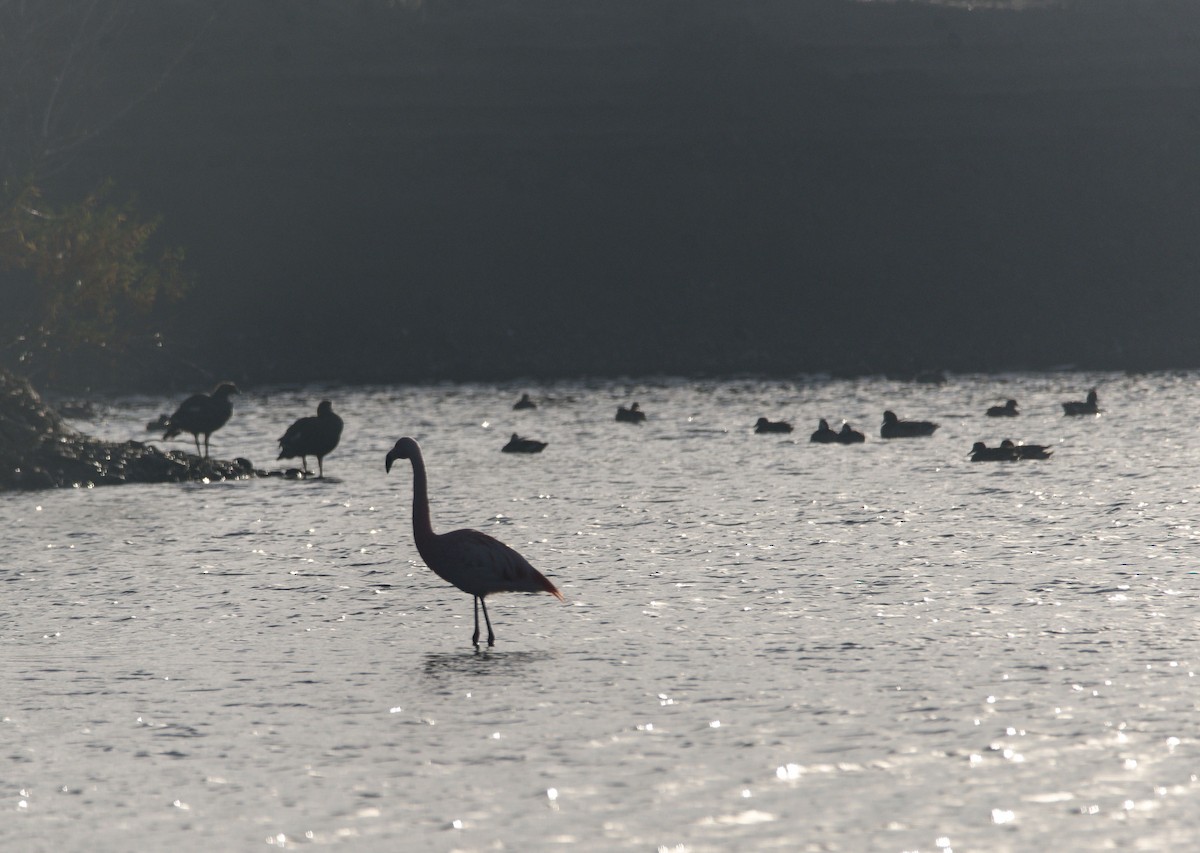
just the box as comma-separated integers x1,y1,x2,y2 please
880,410,939,439
755,417,793,434
810,418,839,443
987,399,1019,417
1001,439,1053,460
162,382,238,458
513,393,537,410
277,400,344,477
837,422,866,444
502,433,547,453
616,402,646,423
970,441,1019,461
1062,388,1100,416
385,436,564,648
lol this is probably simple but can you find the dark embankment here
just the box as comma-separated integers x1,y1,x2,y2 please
45,0,1200,387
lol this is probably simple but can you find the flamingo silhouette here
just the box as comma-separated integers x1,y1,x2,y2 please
385,437,564,648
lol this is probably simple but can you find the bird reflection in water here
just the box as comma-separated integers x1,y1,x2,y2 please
422,649,551,678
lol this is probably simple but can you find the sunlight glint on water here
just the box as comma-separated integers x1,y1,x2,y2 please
3,373,1199,851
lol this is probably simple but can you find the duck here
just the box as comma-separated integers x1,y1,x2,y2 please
810,418,840,443
969,441,1019,462
161,382,239,458
986,399,1019,417
277,400,344,477
1001,439,1053,460
880,410,939,439
1062,388,1099,416
513,393,537,410
837,422,866,444
502,433,547,453
616,402,646,423
755,417,793,434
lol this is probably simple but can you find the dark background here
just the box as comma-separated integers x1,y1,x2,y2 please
54,0,1200,385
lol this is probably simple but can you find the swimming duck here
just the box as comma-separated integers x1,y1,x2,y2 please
986,399,1019,417
513,393,537,410
1062,388,1099,416
501,433,548,453
810,418,840,443
1000,439,1053,460
837,422,866,444
970,441,1019,461
880,410,939,439
616,403,646,423
755,417,793,434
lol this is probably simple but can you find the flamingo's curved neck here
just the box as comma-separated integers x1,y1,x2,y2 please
408,453,436,547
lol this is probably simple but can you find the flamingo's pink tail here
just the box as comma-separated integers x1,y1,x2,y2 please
540,573,565,601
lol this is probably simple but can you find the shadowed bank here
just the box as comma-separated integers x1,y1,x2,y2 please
49,0,1200,387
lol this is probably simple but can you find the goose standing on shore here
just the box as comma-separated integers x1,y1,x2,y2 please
385,437,564,648
277,400,344,477
162,382,239,458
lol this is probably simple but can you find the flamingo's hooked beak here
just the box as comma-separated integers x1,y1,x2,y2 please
385,450,397,473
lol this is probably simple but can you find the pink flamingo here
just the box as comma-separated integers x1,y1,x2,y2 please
385,437,564,647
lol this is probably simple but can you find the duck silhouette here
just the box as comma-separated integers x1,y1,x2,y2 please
969,441,1019,461
755,417,793,434
810,418,839,443
1062,389,1099,416
1001,439,1053,460
502,433,547,453
837,422,866,444
986,399,1019,417
880,410,939,439
616,403,646,423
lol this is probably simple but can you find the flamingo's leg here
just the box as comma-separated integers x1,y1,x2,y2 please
479,596,496,647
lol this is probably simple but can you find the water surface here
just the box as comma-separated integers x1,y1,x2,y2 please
3,373,1198,851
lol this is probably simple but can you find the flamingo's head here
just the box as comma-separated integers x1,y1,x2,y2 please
385,436,421,472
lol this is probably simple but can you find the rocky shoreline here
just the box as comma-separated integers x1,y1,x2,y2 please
1,370,258,490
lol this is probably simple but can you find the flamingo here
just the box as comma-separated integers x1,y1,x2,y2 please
385,437,564,648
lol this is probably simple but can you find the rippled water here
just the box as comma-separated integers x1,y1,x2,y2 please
4,373,1199,851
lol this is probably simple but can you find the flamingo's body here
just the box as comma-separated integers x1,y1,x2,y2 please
162,382,238,457
385,436,563,647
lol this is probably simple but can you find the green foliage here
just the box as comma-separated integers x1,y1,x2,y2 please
0,180,189,377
